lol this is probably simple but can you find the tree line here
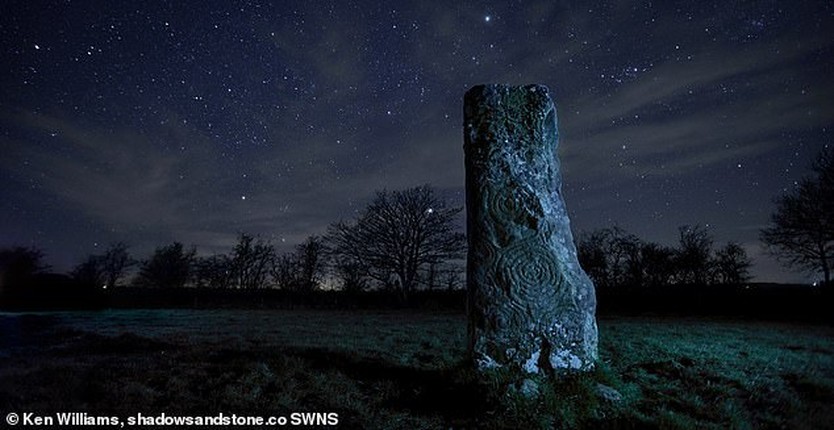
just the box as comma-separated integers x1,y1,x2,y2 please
0,185,466,303
2,147,832,305
577,225,752,289
579,146,832,289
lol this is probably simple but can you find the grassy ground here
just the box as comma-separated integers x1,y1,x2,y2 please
1,310,832,429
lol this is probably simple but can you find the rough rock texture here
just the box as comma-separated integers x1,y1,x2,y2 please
463,84,598,375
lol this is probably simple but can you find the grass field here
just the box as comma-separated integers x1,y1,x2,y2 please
1,310,833,429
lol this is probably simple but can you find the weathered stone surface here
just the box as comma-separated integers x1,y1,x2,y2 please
595,383,624,403
463,84,598,375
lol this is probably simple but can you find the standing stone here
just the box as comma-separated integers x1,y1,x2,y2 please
463,84,597,376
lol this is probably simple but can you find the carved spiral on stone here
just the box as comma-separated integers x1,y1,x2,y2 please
488,189,521,222
485,186,539,235
471,239,497,266
496,240,564,302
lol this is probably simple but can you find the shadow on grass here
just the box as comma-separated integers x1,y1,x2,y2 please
282,347,641,430
7,313,832,429
284,347,489,422
0,326,634,429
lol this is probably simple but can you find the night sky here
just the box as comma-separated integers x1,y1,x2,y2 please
1,1,832,283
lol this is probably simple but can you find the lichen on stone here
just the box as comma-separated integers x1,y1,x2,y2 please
464,84,598,378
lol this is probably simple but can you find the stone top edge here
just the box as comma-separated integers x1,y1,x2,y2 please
465,84,550,98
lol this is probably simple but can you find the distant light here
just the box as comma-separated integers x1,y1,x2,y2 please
426,207,434,214
102,284,107,289
484,15,491,22
34,44,40,50
241,195,246,200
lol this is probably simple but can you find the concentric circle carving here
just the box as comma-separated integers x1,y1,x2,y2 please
473,240,497,265
496,240,563,299
488,188,522,222
484,186,541,236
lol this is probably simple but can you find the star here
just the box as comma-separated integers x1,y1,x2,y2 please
0,0,825,286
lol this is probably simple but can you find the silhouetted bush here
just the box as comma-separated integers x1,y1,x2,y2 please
578,225,752,289
134,242,196,288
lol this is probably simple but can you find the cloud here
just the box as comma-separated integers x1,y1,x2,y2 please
3,111,181,226
560,36,834,184
1,110,299,255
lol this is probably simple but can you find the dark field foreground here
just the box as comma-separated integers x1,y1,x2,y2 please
1,310,833,429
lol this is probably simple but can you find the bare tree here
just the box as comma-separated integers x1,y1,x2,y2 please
761,148,834,285
228,233,275,289
100,242,134,288
194,255,231,288
639,242,677,287
423,261,440,290
326,185,466,299
0,246,49,290
271,253,299,290
577,227,642,288
712,242,752,285
71,255,107,287
70,243,133,289
420,261,465,290
577,230,610,287
578,227,696,288
675,225,713,285
440,262,464,291
136,242,196,288
330,256,367,293
270,236,327,292
295,235,326,292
